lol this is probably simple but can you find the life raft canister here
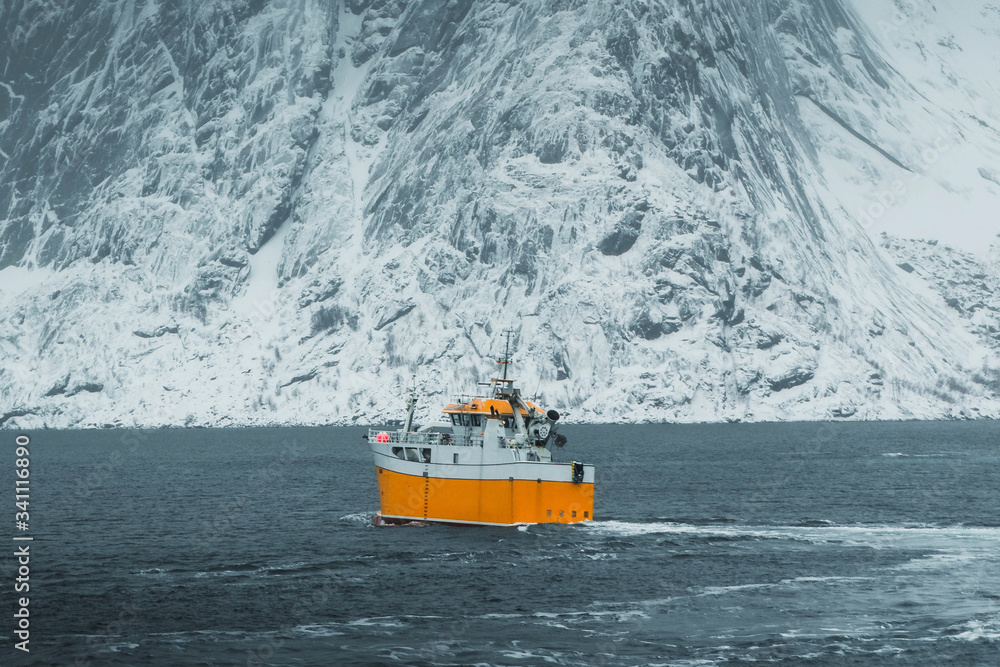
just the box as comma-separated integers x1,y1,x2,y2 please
376,431,390,443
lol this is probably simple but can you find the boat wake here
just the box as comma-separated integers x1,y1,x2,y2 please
584,520,1000,552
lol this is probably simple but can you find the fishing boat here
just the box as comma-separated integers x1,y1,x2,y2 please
367,332,594,526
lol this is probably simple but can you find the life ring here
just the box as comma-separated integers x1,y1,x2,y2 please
376,431,390,443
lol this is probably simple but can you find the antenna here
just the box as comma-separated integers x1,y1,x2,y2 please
497,328,515,380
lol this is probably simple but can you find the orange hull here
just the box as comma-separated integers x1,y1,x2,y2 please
375,466,594,525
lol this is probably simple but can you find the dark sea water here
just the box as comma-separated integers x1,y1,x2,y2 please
4,421,1000,666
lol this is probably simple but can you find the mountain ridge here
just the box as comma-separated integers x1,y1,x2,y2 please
1,0,998,428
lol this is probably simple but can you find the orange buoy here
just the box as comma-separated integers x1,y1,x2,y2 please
376,431,390,443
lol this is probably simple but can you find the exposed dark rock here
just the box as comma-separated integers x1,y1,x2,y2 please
598,210,644,256
606,20,641,72
716,288,742,324
375,302,416,330
311,305,357,334
630,310,681,340
299,279,344,308
630,311,664,340
133,325,180,338
44,376,70,397
281,370,317,388
755,332,783,349
218,252,249,269
744,271,772,297
536,134,569,164
0,409,34,427
67,382,104,396
768,368,814,391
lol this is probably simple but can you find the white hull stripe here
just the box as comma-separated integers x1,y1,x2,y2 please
373,451,596,483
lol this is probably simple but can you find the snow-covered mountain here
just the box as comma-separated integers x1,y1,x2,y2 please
1,0,998,428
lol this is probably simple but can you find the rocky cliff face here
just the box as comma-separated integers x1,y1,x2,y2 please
1,0,998,428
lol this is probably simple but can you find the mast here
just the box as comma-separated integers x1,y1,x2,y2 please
497,328,514,381
403,393,417,433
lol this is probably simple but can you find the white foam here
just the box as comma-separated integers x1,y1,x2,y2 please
192,561,307,578
499,649,561,662
950,616,1000,642
293,623,346,637
881,452,958,458
698,577,871,598
700,583,775,596
897,552,980,571
105,642,140,653
590,520,1000,540
586,521,1000,564
347,617,406,628
784,576,873,584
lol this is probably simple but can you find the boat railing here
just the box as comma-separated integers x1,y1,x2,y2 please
368,429,484,447
500,439,536,450
451,393,493,406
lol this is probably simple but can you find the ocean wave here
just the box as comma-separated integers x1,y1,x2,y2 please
694,577,873,597
793,519,836,527
192,561,312,578
697,576,872,597
347,617,407,628
104,642,140,653
895,552,980,571
948,615,1000,641
479,608,650,625
698,582,775,596
499,648,565,662
881,452,964,458
654,516,739,525
292,623,347,637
